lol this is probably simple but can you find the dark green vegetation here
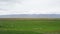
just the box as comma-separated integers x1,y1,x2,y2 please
0,18,60,34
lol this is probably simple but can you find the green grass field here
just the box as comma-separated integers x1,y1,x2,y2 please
0,18,60,34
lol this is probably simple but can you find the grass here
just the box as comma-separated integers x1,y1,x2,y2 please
0,18,60,34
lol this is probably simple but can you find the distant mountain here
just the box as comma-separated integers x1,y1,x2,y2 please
0,14,60,18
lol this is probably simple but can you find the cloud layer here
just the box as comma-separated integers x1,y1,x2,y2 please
0,0,60,15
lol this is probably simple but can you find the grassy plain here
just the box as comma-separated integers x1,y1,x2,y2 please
0,18,60,34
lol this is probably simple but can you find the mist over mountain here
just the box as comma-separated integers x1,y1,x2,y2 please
0,14,60,18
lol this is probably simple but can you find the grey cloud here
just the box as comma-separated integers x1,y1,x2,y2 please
0,0,23,3
0,0,22,10
0,0,60,14
0,0,13,1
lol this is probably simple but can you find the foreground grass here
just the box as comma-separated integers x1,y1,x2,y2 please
0,30,42,34
0,19,60,34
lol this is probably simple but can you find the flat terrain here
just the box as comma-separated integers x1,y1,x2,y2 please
0,18,60,34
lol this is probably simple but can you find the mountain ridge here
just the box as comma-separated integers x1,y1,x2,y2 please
0,14,60,18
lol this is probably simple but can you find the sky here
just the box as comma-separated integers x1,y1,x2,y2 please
0,0,60,15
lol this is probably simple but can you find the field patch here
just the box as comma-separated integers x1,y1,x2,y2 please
0,18,60,34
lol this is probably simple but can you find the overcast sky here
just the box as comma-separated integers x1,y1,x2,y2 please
0,0,60,15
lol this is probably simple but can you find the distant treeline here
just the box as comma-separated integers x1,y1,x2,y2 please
0,18,60,21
